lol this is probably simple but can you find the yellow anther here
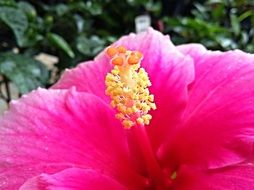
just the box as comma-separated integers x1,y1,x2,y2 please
111,69,119,75
146,114,152,120
148,95,154,102
142,105,150,113
142,114,152,125
116,113,124,120
136,118,144,125
150,103,157,110
136,102,142,109
126,107,133,115
122,120,134,129
118,105,126,113
105,46,156,128
131,106,138,113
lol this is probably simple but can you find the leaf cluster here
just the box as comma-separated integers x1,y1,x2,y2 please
164,0,254,52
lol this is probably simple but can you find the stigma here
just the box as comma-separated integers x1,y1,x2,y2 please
105,46,156,129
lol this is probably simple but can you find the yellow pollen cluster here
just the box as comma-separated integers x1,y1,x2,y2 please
105,46,156,129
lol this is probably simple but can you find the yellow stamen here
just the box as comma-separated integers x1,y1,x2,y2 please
105,45,156,129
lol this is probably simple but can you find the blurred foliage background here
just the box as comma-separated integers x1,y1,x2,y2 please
0,0,254,107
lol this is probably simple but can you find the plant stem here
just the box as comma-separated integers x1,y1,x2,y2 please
3,77,11,104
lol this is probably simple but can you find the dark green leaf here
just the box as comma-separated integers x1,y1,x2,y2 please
47,33,75,58
74,14,85,33
55,4,69,16
0,0,16,6
215,35,237,49
18,1,37,20
238,10,253,22
85,1,102,16
0,6,28,46
76,35,105,56
230,13,240,35
0,53,49,94
207,0,224,4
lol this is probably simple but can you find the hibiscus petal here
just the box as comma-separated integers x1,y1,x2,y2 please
177,43,207,63
174,163,254,190
160,48,254,169
52,58,111,102
20,168,128,190
52,28,194,150
0,88,143,189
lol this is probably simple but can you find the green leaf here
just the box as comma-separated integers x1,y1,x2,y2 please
238,10,254,22
18,1,37,20
85,1,102,16
76,35,105,56
215,35,237,49
0,0,16,6
0,6,28,46
47,33,75,58
230,13,240,35
74,14,85,33
55,3,69,16
207,0,224,4
0,53,49,94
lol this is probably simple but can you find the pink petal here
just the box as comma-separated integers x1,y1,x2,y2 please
174,163,254,190
0,88,143,189
177,43,207,63
20,168,128,190
52,59,111,102
52,28,195,150
160,48,254,169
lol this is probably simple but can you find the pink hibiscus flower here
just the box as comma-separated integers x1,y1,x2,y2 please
1,28,254,190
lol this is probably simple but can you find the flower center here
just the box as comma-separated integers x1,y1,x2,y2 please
105,46,156,129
